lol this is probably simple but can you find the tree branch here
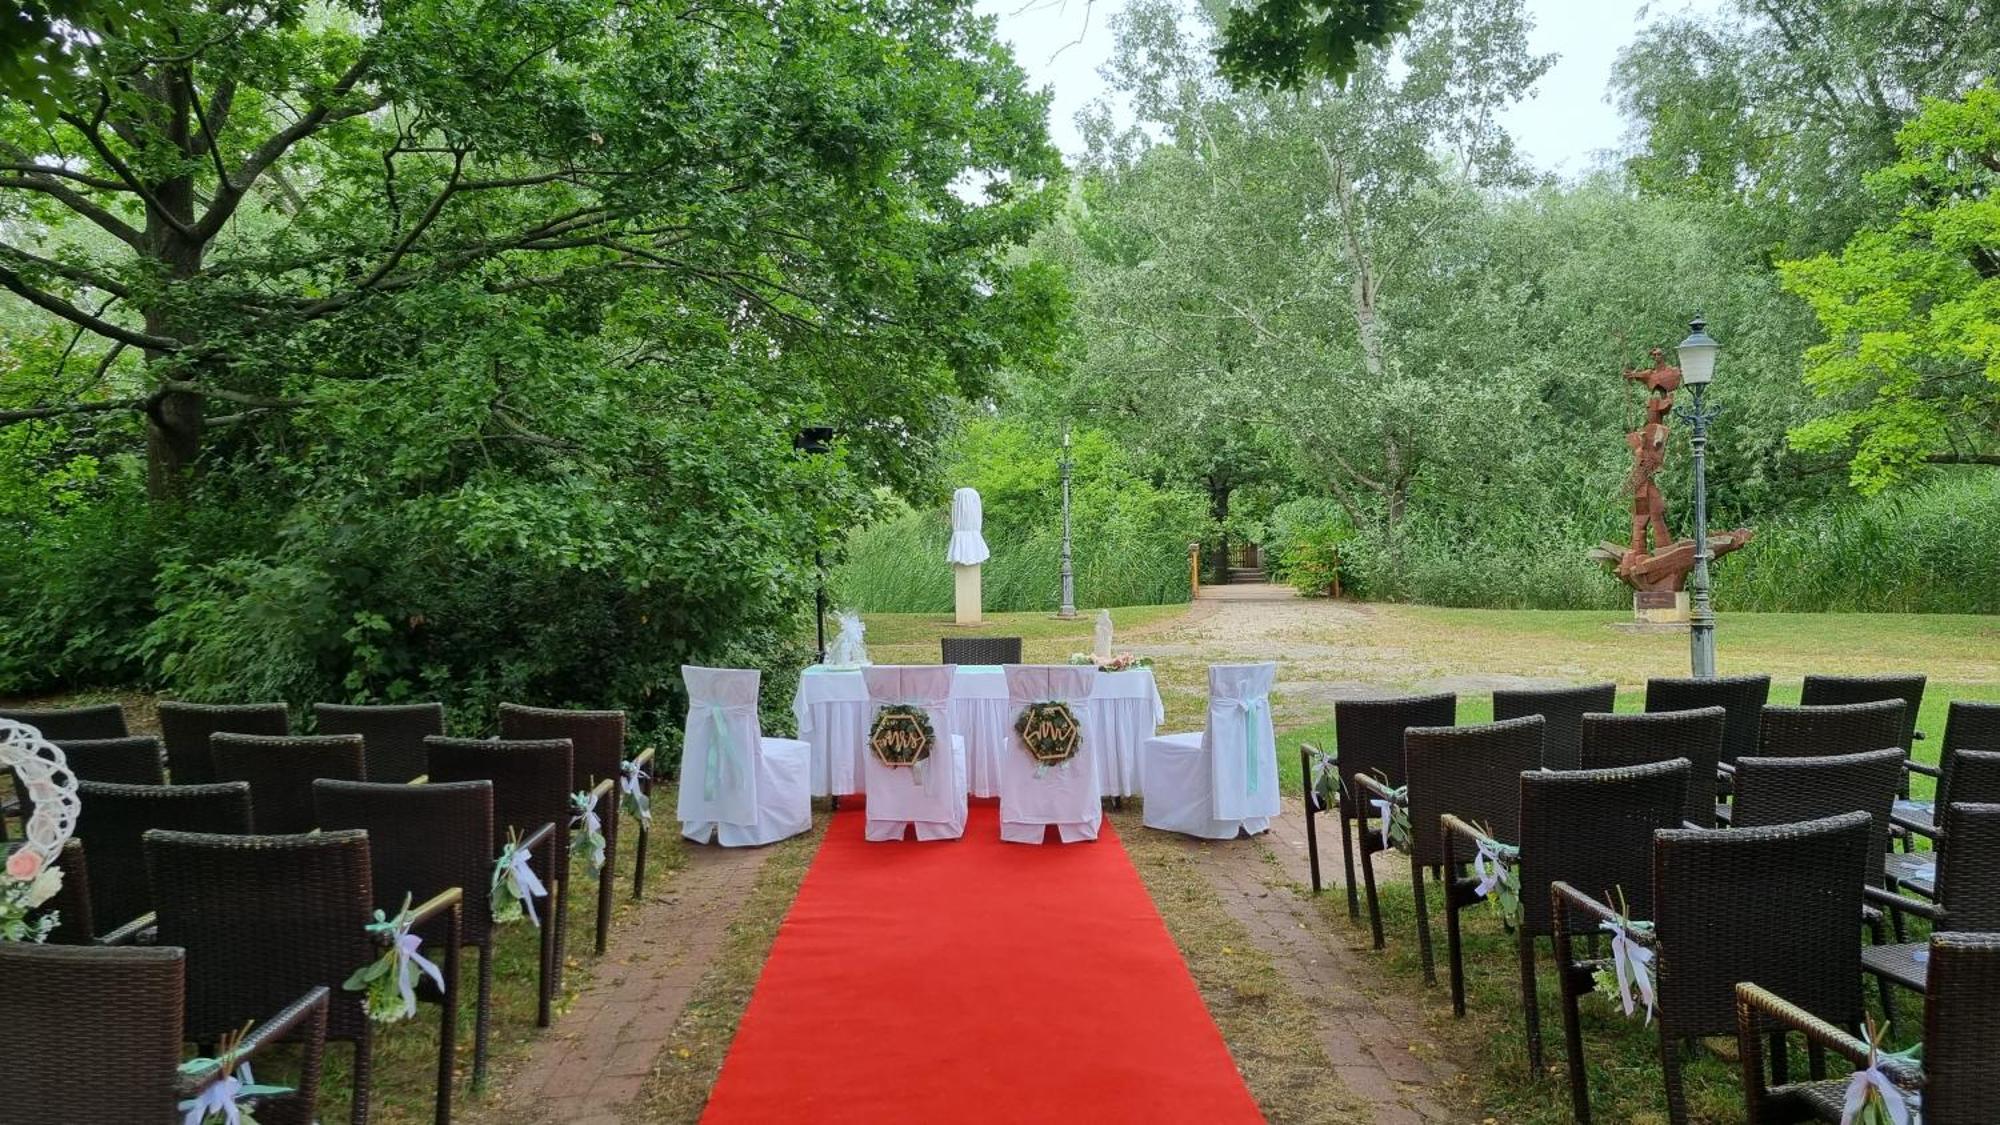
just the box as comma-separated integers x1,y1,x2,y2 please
197,53,380,240
0,175,144,248
0,398,147,423
1925,452,2000,467
0,267,178,350
0,240,131,298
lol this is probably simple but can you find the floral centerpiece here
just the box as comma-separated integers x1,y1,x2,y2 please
1067,652,1153,672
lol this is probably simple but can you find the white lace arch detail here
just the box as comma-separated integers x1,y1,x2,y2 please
1,718,79,880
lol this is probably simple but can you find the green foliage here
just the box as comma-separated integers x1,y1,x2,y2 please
0,1,164,118
1780,85,2000,493
1215,0,1423,92
1260,497,1352,596
832,420,1206,612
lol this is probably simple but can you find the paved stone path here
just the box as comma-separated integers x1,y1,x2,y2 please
1179,809,1466,1124
468,842,772,1125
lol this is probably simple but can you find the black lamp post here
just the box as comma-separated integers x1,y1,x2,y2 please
795,426,835,663
1059,426,1076,619
1674,318,1720,679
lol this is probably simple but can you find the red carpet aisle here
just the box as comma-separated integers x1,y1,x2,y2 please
701,802,1264,1123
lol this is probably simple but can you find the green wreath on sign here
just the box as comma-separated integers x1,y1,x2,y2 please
1015,701,1081,766
869,704,936,768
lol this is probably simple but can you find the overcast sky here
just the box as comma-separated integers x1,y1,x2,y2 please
976,0,1729,175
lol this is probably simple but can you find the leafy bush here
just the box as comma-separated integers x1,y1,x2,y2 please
1260,497,1354,596
832,421,1207,611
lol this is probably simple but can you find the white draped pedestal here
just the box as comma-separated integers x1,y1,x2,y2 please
792,664,1164,799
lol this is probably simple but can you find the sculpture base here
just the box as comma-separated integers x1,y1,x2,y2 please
953,564,982,626
1634,590,1690,624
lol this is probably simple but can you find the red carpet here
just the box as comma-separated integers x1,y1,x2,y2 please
701,802,1263,1123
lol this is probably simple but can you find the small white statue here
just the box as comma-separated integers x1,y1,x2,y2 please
828,611,871,668
1093,609,1114,661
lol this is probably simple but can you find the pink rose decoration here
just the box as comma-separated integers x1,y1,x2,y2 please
6,850,42,880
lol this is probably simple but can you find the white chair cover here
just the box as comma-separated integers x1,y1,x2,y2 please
998,664,1101,844
860,665,968,842
1142,663,1280,839
677,666,811,847
946,487,990,565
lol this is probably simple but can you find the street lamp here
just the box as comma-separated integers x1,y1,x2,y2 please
795,426,835,662
1058,426,1077,619
1676,317,1720,678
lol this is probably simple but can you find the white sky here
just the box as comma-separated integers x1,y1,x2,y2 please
978,0,1729,175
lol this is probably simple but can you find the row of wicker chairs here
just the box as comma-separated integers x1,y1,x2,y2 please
2,698,659,1125
1295,672,2000,1124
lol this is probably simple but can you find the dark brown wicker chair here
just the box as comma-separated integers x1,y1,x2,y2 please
499,703,654,946
133,829,462,1125
1441,758,1689,1074
314,702,445,784
1646,675,1771,804
50,735,166,784
1889,750,2000,896
314,777,510,1087
1579,708,1726,826
0,943,330,1125
1859,802,2000,1005
1353,714,1542,970
939,636,1024,665
1492,682,1617,770
1553,811,1871,1125
1895,701,2000,839
1801,673,1926,752
424,734,572,1020
159,700,290,785
1755,699,1907,759
211,732,367,834
1304,692,1456,913
1732,748,1907,885
0,701,128,740
1737,931,2000,1125
73,779,252,930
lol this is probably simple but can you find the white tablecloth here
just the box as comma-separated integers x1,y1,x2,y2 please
792,665,1164,798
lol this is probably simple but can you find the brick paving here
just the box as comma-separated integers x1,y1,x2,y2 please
1179,809,1467,1124
467,841,772,1125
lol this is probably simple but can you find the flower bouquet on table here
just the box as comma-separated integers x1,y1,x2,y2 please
1067,652,1153,672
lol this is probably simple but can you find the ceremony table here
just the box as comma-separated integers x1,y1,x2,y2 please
792,665,1165,799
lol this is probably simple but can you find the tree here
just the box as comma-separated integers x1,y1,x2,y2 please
0,1,163,116
1215,0,1423,91
1781,85,2000,493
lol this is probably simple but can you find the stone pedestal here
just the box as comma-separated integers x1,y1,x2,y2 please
1634,590,1690,624
954,563,982,626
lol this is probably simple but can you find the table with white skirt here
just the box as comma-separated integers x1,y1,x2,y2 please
791,664,1165,799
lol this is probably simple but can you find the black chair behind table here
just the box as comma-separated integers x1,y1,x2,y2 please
134,828,462,1125
0,942,330,1125
1491,681,1617,770
314,702,445,785
316,777,505,1088
158,700,290,785
1579,708,1726,826
1306,692,1457,912
73,779,252,932
211,732,367,835
940,636,1024,666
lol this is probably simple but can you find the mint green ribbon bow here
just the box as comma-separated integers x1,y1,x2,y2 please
1230,696,1269,795
700,702,735,802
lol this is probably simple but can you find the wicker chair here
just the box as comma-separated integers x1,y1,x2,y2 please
1801,673,1926,752
1889,750,2000,896
211,732,367,834
1737,931,2000,1125
73,780,252,930
939,636,1024,665
1859,802,2000,1005
50,735,166,784
1645,674,1771,779
1352,714,1543,971
159,700,290,785
1553,811,1871,1125
1732,748,1907,885
0,701,128,740
1754,699,1907,759
1578,708,1726,826
499,703,655,943
1895,701,2000,840
424,735,572,1020
131,829,462,1125
1441,758,1689,1074
314,702,445,784
0,943,330,1125
1491,681,1617,770
1304,692,1456,913
315,778,508,1088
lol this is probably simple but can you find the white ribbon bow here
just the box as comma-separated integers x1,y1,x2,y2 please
1473,838,1510,899
572,790,605,871
1601,918,1658,1025
620,760,651,823
178,1064,256,1125
506,844,547,926
1841,1059,1913,1125
390,930,446,1019
1370,797,1396,850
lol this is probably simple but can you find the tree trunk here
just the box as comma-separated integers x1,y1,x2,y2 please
1209,474,1231,584
139,67,206,501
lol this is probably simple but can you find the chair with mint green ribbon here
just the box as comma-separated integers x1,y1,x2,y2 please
676,666,811,848
1140,663,1280,840
860,665,967,842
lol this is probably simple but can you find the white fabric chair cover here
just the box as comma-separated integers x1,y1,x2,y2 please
946,487,990,565
998,665,1101,844
1142,663,1280,839
860,665,968,842
677,666,811,847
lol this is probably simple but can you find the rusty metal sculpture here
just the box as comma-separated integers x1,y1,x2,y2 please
1590,350,1753,602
